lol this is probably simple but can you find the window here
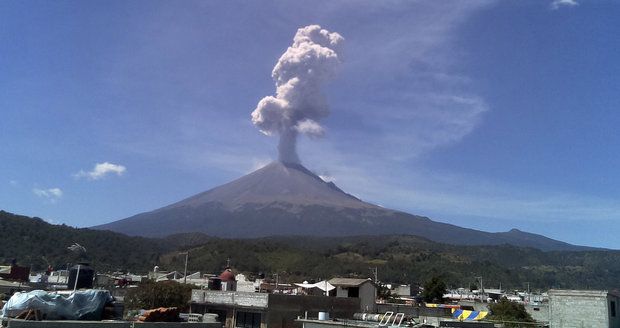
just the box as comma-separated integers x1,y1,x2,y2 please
236,311,261,328
611,301,616,317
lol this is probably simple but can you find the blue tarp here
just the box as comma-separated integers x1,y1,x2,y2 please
1,289,112,320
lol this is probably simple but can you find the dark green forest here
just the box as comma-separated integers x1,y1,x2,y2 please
2,210,620,291
0,211,166,272
160,235,620,291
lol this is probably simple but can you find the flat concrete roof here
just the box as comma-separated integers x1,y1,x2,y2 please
548,289,610,297
328,278,374,287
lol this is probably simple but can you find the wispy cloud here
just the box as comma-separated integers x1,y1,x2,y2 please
299,138,620,230
327,1,492,161
75,162,127,180
551,0,579,10
373,182,620,224
349,93,489,160
33,187,63,203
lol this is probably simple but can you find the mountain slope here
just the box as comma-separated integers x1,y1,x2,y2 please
94,161,591,251
162,162,371,210
3,210,618,289
0,210,167,272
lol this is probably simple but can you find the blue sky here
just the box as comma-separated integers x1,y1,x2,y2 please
2,0,619,248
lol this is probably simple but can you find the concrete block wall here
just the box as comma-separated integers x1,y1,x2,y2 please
198,290,269,308
268,294,359,317
192,290,206,303
548,289,610,328
525,304,549,323
267,294,359,328
359,283,377,313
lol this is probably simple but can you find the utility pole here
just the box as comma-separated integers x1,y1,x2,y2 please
476,276,484,303
180,251,189,284
526,282,530,303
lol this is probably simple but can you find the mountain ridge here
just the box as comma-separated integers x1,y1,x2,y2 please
94,161,593,251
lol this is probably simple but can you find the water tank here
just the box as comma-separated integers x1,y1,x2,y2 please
209,277,222,291
67,263,94,289
318,312,329,321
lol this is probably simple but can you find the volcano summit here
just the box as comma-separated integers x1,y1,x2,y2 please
94,161,587,251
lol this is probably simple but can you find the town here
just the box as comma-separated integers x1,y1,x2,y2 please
1,259,617,328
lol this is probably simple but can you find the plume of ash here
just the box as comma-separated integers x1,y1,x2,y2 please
251,25,343,163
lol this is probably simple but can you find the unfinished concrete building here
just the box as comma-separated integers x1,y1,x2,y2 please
190,289,359,328
548,289,620,328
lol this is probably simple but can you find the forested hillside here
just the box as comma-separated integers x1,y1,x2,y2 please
160,235,620,291
0,211,166,272
3,210,620,290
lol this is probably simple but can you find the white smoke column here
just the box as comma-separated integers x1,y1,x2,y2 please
251,25,343,163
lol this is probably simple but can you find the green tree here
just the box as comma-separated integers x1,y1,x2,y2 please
488,298,534,327
125,280,194,311
422,276,446,303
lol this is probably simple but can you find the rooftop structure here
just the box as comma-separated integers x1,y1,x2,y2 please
328,278,377,313
548,289,620,328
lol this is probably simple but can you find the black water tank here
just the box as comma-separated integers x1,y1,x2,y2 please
209,277,222,291
67,263,94,289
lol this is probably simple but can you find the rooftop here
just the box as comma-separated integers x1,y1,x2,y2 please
329,278,373,287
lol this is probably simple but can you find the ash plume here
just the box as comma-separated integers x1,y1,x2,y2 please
251,25,343,163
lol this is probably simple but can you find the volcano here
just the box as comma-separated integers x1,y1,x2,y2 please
94,161,588,251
